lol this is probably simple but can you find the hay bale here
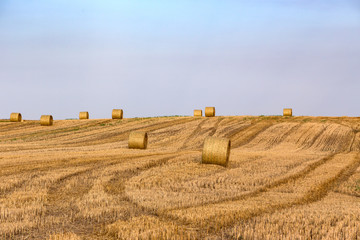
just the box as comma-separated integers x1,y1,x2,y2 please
194,110,202,117
79,111,89,120
112,109,123,119
205,107,215,117
40,115,53,126
202,136,231,167
128,131,148,149
10,113,22,122
283,108,293,117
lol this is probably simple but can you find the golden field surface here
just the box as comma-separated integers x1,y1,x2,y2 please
0,115,360,239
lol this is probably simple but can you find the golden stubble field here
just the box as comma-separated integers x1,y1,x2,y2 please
0,116,360,239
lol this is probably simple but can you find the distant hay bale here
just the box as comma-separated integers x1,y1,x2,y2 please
194,110,202,117
283,108,293,117
202,136,231,167
79,111,89,120
10,113,22,122
40,115,53,126
128,131,148,149
112,109,123,119
205,107,215,117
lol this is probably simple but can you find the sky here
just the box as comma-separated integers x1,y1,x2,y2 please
0,0,359,119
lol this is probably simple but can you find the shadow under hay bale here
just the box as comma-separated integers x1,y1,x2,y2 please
112,109,123,119
205,107,215,117
194,110,202,117
10,113,22,122
79,111,89,120
128,131,148,149
40,115,53,126
283,108,293,117
202,136,231,167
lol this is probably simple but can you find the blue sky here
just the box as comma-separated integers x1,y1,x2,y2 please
1,0,359,119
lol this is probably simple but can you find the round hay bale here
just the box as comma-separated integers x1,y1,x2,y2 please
283,108,293,117
202,137,231,167
40,115,53,126
128,131,148,149
112,109,123,119
205,107,215,117
194,110,202,117
10,113,22,122
79,111,89,120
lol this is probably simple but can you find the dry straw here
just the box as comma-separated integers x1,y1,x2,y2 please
79,111,89,120
205,107,215,117
40,115,53,126
112,109,123,119
194,110,202,117
283,108,293,117
128,131,148,149
10,113,22,122
202,136,231,167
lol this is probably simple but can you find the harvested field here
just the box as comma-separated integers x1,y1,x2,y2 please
0,116,360,239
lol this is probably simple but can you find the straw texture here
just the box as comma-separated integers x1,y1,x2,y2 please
10,113,22,122
205,107,215,117
40,115,53,126
283,108,293,117
128,131,148,149
79,112,89,120
193,110,202,117
112,109,123,119
202,137,231,167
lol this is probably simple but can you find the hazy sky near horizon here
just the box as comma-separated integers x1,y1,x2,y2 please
1,0,359,119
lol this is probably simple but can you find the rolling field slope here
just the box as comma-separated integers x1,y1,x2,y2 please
0,116,360,239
